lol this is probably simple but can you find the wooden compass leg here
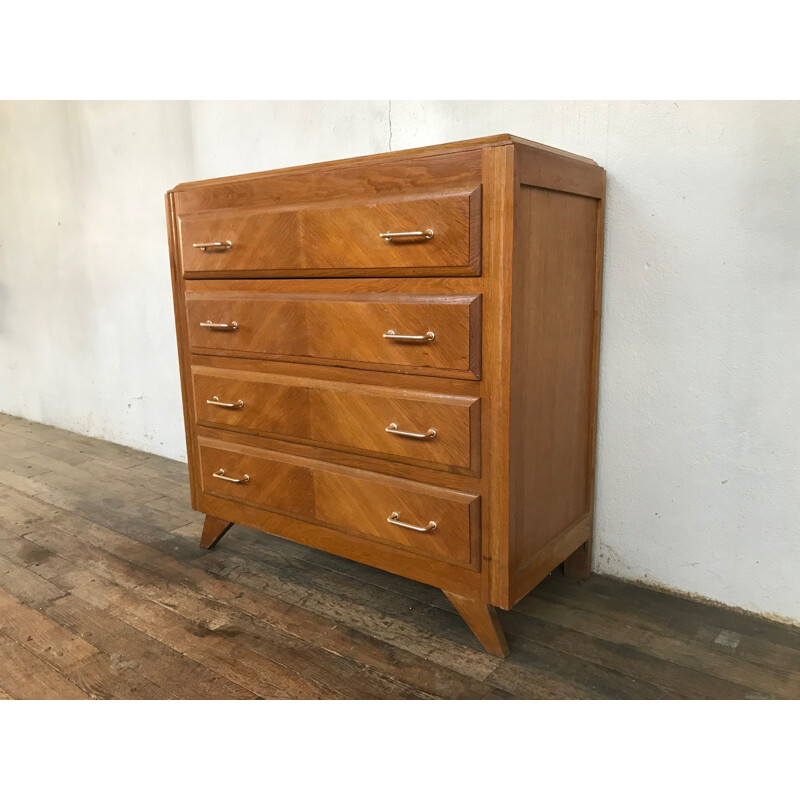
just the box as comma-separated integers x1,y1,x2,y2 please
563,537,593,580
443,590,510,658
200,515,234,549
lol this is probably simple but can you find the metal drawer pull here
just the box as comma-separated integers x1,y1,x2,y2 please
212,468,249,484
383,329,435,342
387,512,437,532
200,320,238,331
385,422,436,440
379,229,434,242
207,396,244,409
193,241,232,251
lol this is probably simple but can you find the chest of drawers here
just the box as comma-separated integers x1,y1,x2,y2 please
165,134,605,657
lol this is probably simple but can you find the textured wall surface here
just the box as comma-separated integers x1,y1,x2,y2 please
1,100,798,623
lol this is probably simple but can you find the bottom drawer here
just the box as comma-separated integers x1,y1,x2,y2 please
196,436,479,566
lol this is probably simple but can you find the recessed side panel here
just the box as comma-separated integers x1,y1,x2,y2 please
509,186,600,580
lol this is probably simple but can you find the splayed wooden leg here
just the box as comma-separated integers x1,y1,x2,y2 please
200,515,233,549
443,590,509,658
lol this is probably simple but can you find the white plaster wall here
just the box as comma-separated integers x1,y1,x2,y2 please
1,100,798,624
0,101,389,460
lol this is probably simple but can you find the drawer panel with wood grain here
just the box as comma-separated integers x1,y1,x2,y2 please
191,364,480,473
196,437,480,566
185,291,481,379
178,189,481,278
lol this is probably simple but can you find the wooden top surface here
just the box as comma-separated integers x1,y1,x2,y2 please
171,133,599,193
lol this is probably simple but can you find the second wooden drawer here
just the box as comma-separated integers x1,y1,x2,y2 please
191,365,480,473
185,291,482,379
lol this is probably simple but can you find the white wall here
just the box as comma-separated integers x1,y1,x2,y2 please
1,100,798,624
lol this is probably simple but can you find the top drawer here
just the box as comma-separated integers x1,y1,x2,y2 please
178,189,481,279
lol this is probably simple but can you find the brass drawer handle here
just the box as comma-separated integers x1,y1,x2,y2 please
387,511,436,532
385,422,436,440
213,468,249,484
379,229,434,242
383,329,435,342
200,320,238,331
207,396,244,409
193,241,232,251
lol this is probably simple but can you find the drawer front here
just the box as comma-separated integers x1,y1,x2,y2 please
185,292,481,378
179,189,480,278
197,438,479,565
191,365,479,472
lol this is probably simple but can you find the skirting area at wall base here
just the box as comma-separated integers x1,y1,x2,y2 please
591,569,800,630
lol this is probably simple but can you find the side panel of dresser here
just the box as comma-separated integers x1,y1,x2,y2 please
505,143,606,607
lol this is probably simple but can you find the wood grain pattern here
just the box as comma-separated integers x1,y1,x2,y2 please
197,436,479,566
515,144,605,199
508,185,600,590
179,189,481,278
171,134,596,207
197,491,483,599
200,515,233,549
443,591,509,657
191,365,479,472
479,143,516,609
173,149,484,214
185,290,482,379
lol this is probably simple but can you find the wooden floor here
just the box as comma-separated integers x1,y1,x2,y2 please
0,413,798,700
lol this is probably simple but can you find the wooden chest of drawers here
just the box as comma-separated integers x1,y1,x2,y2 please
165,134,605,657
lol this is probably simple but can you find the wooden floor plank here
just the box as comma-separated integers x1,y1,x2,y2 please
34,545,429,700
34,558,320,699
526,573,800,683
172,525,775,699
39,512,510,698
59,651,173,700
510,594,800,699
0,586,100,671
1,411,799,700
0,552,66,606
0,631,90,699
170,523,504,677
485,634,682,700
0,466,55,497
533,572,800,656
44,533,435,700
7,494,504,688
43,594,258,700
0,578,171,700
494,610,762,700
197,544,502,680
44,513,510,696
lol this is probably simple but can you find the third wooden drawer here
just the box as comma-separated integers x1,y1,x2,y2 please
191,364,480,474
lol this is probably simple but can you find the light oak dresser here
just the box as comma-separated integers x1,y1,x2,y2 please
165,134,605,657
